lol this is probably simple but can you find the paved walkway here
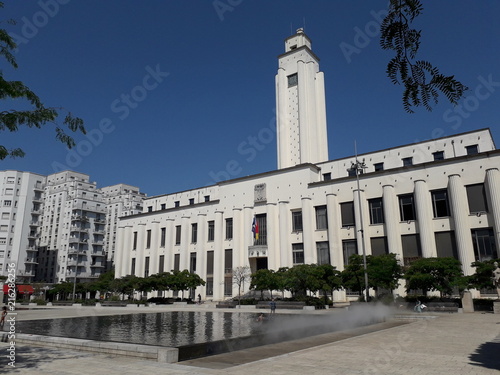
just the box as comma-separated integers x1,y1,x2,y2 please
0,305,498,374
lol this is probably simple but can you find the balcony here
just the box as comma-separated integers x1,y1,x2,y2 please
70,226,88,233
248,245,268,258
26,246,38,253
24,257,38,264
27,233,38,239
17,270,35,277
31,208,42,215
68,249,86,255
29,221,40,227
90,263,105,268
93,229,105,235
92,240,104,246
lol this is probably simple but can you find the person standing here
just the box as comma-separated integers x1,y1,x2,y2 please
269,298,276,314
0,306,7,328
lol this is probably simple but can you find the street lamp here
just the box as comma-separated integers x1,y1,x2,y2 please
351,150,369,303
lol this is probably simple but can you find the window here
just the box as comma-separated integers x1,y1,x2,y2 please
402,157,413,166
158,255,165,273
433,151,444,161
254,214,267,246
225,218,233,240
399,194,416,221
3,200,11,207
342,240,357,265
288,73,298,87
224,249,233,274
431,190,450,218
131,258,136,275
370,237,388,256
207,221,215,241
144,256,150,277
323,173,331,181
190,252,197,273
204,195,210,202
472,228,497,262
206,250,214,275
173,254,180,271
146,229,151,249
315,205,328,230
175,225,181,245
401,234,422,266
435,231,458,259
292,211,303,232
466,184,488,214
466,145,479,155
316,242,330,265
292,243,304,265
160,227,166,247
161,203,166,210
374,162,384,171
368,198,384,224
340,202,355,227
174,201,180,208
189,198,194,205
133,231,137,250
191,223,198,243
147,206,153,212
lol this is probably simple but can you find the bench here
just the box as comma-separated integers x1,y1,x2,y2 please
256,301,306,310
216,301,237,308
425,302,459,313
100,301,128,307
49,301,74,306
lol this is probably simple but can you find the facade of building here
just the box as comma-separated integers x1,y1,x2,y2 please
0,171,45,283
115,29,500,301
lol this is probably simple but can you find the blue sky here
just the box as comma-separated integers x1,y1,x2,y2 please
1,1,499,197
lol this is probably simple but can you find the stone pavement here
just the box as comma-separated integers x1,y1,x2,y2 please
0,305,498,374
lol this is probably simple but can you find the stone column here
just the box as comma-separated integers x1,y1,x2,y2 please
180,216,190,271
382,185,403,259
232,208,242,269
243,206,253,269
353,189,370,256
164,219,174,273
448,174,475,275
327,193,345,302
486,168,500,253
136,223,146,277
213,211,224,300
278,201,291,267
196,214,206,294
115,225,128,277
414,180,437,258
301,197,314,263
297,61,310,163
150,220,160,274
266,203,278,270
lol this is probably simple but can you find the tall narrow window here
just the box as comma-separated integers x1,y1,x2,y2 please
133,231,138,250
173,254,180,271
435,231,458,260
399,194,416,221
225,218,233,240
146,230,151,249
368,198,384,224
342,240,357,265
340,202,355,227
292,243,304,265
131,258,136,275
472,228,497,262
207,221,215,241
160,227,166,247
158,255,165,273
370,237,388,256
175,225,181,245
401,234,422,266
191,223,198,243
144,256,150,277
315,205,328,230
292,211,303,232
431,190,450,218
190,252,197,273
255,214,267,246
206,250,214,296
316,242,330,265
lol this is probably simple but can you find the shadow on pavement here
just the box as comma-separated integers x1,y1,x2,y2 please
469,335,500,371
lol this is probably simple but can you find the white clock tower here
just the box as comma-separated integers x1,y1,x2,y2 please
276,28,329,169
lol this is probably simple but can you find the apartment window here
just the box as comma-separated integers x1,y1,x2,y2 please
292,243,304,265
431,190,450,218
340,202,355,227
144,256,150,277
315,205,328,230
401,234,422,266
323,173,331,181
466,144,479,155
3,200,11,207
158,255,165,273
374,162,384,171
292,211,303,232
288,73,298,87
189,198,194,205
146,229,151,249
208,221,215,241
316,242,330,265
175,225,181,245
133,231,138,250
368,198,384,224
225,218,233,240
191,223,198,243
466,184,488,214
402,157,413,166
472,228,497,262
433,151,444,161
160,227,166,247
342,240,357,266
370,237,388,256
399,194,416,221
435,231,458,259
131,258,136,275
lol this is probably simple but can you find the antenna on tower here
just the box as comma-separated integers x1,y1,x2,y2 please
303,17,306,31
290,22,293,35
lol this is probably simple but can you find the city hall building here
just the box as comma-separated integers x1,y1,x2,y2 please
115,29,500,301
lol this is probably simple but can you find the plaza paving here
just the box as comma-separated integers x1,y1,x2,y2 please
0,304,499,374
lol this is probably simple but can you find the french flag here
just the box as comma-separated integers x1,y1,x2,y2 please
252,217,259,240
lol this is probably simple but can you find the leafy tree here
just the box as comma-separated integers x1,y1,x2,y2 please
285,264,322,297
404,257,465,296
149,272,173,295
48,281,74,300
232,266,251,305
0,2,85,160
468,259,500,291
109,275,139,300
367,253,403,295
274,267,290,299
250,268,278,300
169,270,205,300
341,255,366,296
316,263,342,304
381,0,468,112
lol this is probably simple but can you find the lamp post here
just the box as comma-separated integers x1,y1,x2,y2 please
351,150,369,303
